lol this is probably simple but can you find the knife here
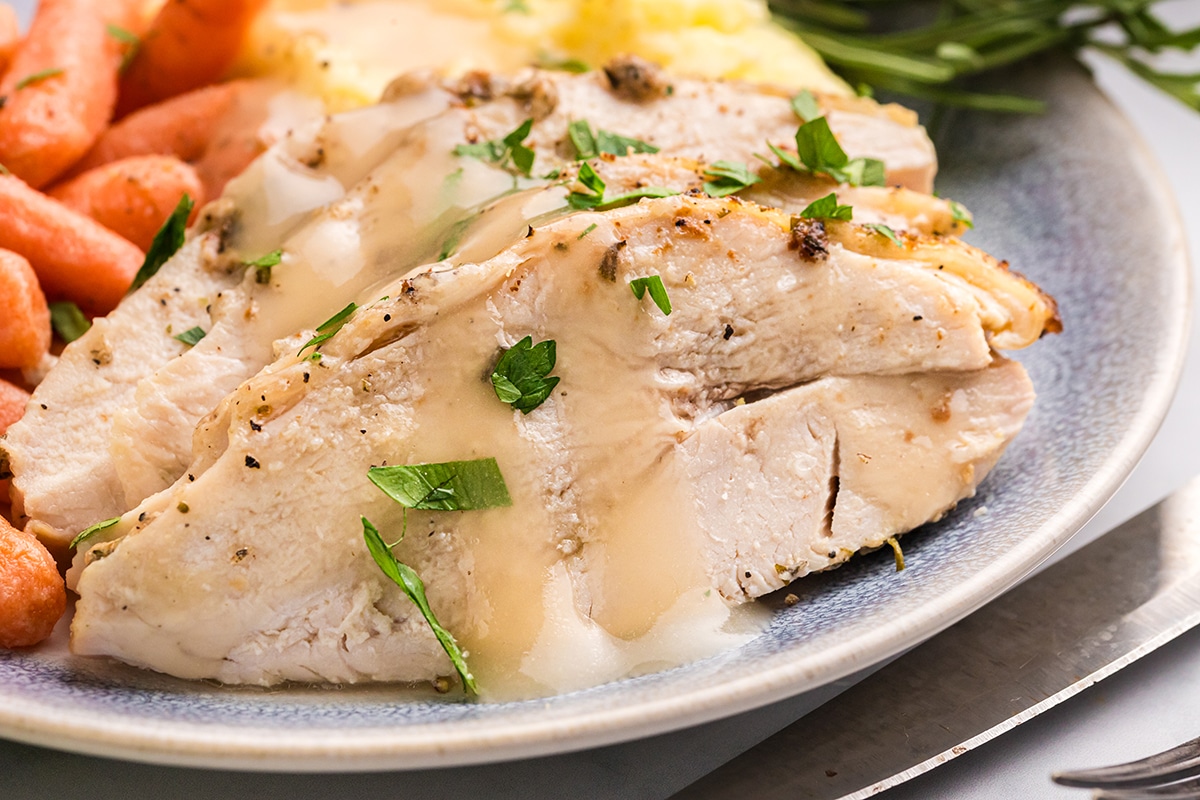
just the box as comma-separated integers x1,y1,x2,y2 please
672,474,1200,800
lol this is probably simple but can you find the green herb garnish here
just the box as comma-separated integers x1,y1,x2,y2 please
128,194,193,293
790,89,822,122
15,68,64,90
49,300,90,343
368,458,513,511
361,517,478,694
567,162,678,210
173,326,206,346
800,192,853,221
246,250,283,284
863,222,903,247
106,24,140,73
796,116,886,186
949,199,975,230
536,52,589,73
630,275,672,316
437,217,473,261
71,517,119,550
491,336,560,413
702,160,762,197
298,302,357,355
568,120,659,160
577,222,598,239
453,119,536,176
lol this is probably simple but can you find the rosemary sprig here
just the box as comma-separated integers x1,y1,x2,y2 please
771,0,1200,113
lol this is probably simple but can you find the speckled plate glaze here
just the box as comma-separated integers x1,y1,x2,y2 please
0,58,1189,771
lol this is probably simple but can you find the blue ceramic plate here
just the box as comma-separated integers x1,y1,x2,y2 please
0,56,1188,770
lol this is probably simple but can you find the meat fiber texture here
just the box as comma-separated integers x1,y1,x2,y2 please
68,194,1048,688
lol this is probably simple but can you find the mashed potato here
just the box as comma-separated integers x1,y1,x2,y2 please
236,0,850,111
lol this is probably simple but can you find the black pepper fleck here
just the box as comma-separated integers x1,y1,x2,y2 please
245,455,261,469
723,324,734,340
913,315,923,321
249,420,262,432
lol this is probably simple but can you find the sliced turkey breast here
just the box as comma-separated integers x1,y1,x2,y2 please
70,194,1049,692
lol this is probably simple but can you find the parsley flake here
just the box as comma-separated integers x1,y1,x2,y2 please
949,199,975,229
800,192,853,221
491,336,560,413
630,275,672,315
106,24,140,72
863,222,904,247
702,160,761,197
246,250,283,284
49,300,90,343
369,459,513,511
453,119,536,176
362,517,478,694
578,223,598,239
129,194,193,293
567,162,678,210
71,517,120,549
15,68,64,90
173,326,207,346
298,302,357,355
769,117,887,187
790,89,822,122
568,120,659,160
536,53,589,73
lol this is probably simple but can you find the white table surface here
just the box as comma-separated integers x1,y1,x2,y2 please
4,3,1200,798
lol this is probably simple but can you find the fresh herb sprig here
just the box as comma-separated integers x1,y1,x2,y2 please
630,275,672,316
454,119,537,176
49,300,90,343
128,194,193,293
770,0,1200,113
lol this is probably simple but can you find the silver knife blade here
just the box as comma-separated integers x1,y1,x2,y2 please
673,474,1200,800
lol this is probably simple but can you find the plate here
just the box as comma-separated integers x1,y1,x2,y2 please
0,57,1189,771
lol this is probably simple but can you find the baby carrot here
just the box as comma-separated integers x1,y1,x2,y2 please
0,0,142,188
117,0,269,116
0,515,66,649
0,249,51,370
0,377,29,435
49,155,204,252
69,81,246,176
0,174,144,315
0,5,19,78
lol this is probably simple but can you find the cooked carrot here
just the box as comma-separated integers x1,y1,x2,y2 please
0,377,28,435
49,155,204,252
0,5,20,78
0,174,144,314
69,81,246,177
117,0,269,116
0,250,51,370
0,0,142,188
0,515,66,649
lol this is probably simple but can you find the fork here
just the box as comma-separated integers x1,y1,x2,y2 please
1053,735,1200,798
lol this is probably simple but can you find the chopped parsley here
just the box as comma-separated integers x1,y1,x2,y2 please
790,89,822,123
766,117,886,187
630,275,672,316
702,160,761,197
437,216,473,261
536,52,589,73
15,68,64,90
49,300,90,343
800,192,853,221
246,250,283,284
453,119,536,176
71,516,119,549
106,24,140,72
368,458,513,511
568,119,659,160
173,326,207,346
298,302,357,356
567,161,678,210
128,194,193,293
361,517,478,694
577,222,598,239
863,222,904,247
491,336,560,413
949,199,975,229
